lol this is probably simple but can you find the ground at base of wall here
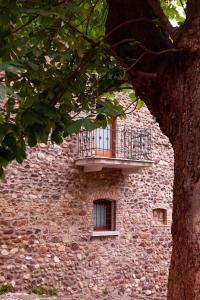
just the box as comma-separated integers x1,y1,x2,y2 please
0,293,134,300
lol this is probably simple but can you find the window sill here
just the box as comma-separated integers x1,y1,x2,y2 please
92,231,119,237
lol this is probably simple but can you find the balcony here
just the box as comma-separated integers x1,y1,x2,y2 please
75,126,153,174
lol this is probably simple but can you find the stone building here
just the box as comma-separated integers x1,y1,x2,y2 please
0,95,174,299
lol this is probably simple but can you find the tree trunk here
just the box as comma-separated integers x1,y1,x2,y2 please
147,50,200,299
165,57,200,300
105,1,200,298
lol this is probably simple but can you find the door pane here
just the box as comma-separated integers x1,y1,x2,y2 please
96,127,111,150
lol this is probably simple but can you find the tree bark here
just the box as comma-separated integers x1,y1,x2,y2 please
156,50,200,299
166,57,200,300
106,1,200,299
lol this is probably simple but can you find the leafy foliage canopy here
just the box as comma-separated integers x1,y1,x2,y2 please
0,0,186,175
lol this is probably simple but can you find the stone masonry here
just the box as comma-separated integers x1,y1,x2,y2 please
0,94,174,300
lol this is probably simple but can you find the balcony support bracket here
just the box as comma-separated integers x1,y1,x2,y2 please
122,167,142,175
84,164,103,172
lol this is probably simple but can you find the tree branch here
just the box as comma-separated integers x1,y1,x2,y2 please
186,0,200,22
85,0,99,34
111,38,180,56
65,20,175,83
124,102,137,114
12,16,39,34
55,46,99,103
64,19,159,104
12,0,72,35
65,21,98,47
146,0,177,40
104,17,157,41
105,0,179,136
179,0,186,14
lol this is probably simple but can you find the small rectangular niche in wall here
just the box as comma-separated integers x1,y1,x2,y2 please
153,208,167,225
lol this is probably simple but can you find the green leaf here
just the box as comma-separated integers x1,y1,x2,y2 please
82,118,96,131
51,130,63,144
21,110,44,127
95,114,107,128
137,99,144,109
26,61,39,71
15,141,26,163
0,166,4,178
2,133,16,147
27,132,37,147
0,147,15,162
65,119,83,134
120,83,133,93
0,62,25,75
0,85,15,99
102,91,114,99
0,124,14,143
129,92,136,102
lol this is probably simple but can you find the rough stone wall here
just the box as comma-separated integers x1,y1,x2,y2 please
0,96,174,300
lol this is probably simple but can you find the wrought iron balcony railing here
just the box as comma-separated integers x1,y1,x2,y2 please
77,127,152,161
